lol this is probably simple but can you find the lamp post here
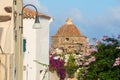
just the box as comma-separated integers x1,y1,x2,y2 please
22,4,40,29
14,0,40,80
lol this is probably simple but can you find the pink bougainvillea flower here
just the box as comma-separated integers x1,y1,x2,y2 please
82,52,91,57
101,36,108,41
89,48,98,53
88,56,96,62
50,56,66,80
113,57,120,66
108,41,113,45
83,61,90,66
79,62,83,66
118,35,120,39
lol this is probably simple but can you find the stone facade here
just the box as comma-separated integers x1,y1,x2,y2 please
51,18,87,54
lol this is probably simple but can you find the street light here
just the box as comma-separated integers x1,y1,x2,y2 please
14,2,41,80
22,4,41,29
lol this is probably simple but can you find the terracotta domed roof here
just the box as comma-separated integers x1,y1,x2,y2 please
55,18,82,37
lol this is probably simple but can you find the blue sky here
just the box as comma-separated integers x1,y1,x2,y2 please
24,0,120,42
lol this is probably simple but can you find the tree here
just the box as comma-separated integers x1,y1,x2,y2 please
66,53,78,78
85,36,120,80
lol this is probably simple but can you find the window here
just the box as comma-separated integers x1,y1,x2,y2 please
23,38,26,52
66,38,69,41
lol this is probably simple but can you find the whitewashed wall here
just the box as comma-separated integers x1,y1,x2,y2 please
23,17,52,80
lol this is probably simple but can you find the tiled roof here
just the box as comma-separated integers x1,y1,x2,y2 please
54,18,83,37
23,8,51,19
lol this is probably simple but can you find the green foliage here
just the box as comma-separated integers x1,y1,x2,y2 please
85,37,120,80
66,53,77,78
77,67,88,80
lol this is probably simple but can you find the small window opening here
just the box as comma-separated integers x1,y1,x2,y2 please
66,38,69,41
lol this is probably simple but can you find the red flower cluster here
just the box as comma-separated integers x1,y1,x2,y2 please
50,56,66,80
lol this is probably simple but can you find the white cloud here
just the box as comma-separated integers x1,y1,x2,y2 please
83,6,120,39
23,0,40,9
54,8,83,25
109,6,120,21
67,8,83,22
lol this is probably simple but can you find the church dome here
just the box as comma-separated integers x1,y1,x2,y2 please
55,18,82,37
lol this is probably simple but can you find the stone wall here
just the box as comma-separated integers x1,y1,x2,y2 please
51,36,87,53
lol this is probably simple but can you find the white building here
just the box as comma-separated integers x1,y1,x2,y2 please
23,8,53,80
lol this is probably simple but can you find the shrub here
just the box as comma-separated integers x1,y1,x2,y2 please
66,53,78,78
84,36,120,80
49,56,66,80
